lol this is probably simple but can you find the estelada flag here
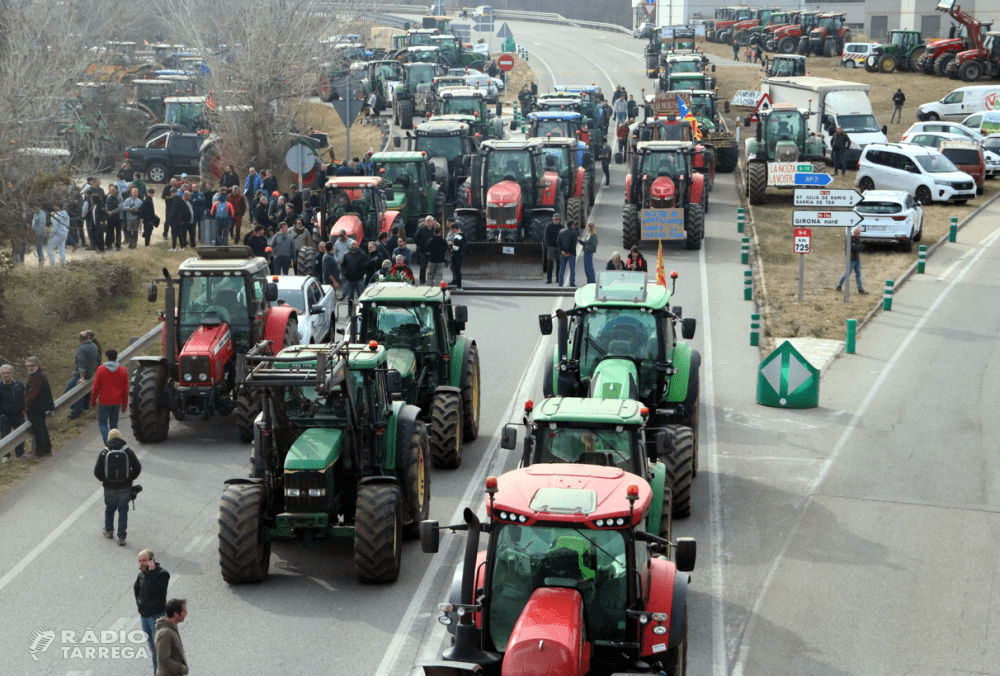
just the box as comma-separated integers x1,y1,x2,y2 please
656,240,666,287
676,93,702,141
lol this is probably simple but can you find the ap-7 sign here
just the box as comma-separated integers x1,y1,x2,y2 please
794,228,811,254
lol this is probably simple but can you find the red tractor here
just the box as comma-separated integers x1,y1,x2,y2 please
948,30,1000,81
630,117,716,193
731,7,783,46
713,6,754,45
770,10,821,54
316,175,403,245
130,247,299,443
623,140,707,250
419,465,697,676
762,11,802,52
919,1,992,77
803,12,851,57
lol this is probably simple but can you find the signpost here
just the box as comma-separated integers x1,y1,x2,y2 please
792,189,865,303
793,189,863,207
792,210,863,228
793,172,833,186
497,54,514,72
794,228,811,301
285,144,318,192
749,92,772,122
767,162,813,187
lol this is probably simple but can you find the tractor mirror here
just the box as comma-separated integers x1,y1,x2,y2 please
147,283,157,303
500,424,518,450
881,125,887,135
675,536,697,572
744,116,751,127
538,314,553,335
384,187,395,201
420,520,440,553
711,64,716,72
385,369,404,398
681,317,697,340
672,305,683,317
724,100,730,114
265,283,278,301
393,136,401,148
450,306,467,325
336,327,345,335
653,429,674,463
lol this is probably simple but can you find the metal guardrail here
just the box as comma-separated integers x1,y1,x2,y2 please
0,324,162,458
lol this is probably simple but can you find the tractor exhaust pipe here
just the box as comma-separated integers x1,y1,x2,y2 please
556,309,569,364
443,508,497,667
163,268,177,372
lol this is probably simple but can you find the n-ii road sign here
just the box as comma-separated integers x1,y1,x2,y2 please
757,340,819,408
792,210,863,227
794,189,863,207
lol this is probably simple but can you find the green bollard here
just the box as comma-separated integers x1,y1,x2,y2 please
741,237,750,265
949,216,958,242
750,313,760,346
883,279,894,311
744,269,752,300
918,245,927,274
737,207,745,233
846,318,856,354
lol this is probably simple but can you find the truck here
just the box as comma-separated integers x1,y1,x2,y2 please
124,130,203,183
760,77,888,167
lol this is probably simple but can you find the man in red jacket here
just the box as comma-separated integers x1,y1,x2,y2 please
91,349,129,444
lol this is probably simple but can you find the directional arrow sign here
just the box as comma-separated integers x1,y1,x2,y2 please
757,340,819,408
794,189,863,207
793,210,863,227
793,172,833,186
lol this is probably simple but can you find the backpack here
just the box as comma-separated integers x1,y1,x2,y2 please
214,201,232,221
104,447,130,482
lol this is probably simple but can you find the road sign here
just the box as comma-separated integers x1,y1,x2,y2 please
497,54,515,72
767,162,800,186
475,16,494,32
285,144,318,174
792,210,863,227
749,92,772,121
330,97,365,128
497,22,513,39
793,172,833,186
757,340,819,409
794,189,863,207
794,228,811,254
645,0,656,17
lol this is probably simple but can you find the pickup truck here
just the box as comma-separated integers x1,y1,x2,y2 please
271,275,337,344
124,131,203,183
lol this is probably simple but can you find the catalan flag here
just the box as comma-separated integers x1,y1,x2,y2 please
656,240,666,287
676,93,702,141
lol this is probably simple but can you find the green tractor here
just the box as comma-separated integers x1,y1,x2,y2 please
743,103,825,205
429,34,486,70
500,396,677,532
393,61,441,129
864,30,925,73
437,88,505,140
219,340,430,585
661,71,711,94
353,283,481,469
686,89,740,173
396,117,479,204
360,59,405,112
538,271,701,517
371,150,445,234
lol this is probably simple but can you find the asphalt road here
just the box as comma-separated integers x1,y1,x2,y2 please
3,20,1000,676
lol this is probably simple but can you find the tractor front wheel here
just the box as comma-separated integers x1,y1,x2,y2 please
662,616,688,676
461,345,481,442
130,364,170,443
685,203,704,250
566,196,583,229
824,39,838,58
218,483,271,583
402,422,430,540
429,389,464,469
933,52,954,78
235,391,260,443
295,246,315,276
747,162,767,205
354,483,403,583
622,204,639,249
528,212,550,244
877,54,896,74
960,60,984,82
457,213,480,243
658,425,695,519
399,100,415,130
283,316,299,351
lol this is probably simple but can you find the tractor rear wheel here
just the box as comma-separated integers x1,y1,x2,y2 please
682,352,701,476
908,48,925,74
295,246,315,276
824,39,838,58
934,52,954,78
528,212,550,243
717,145,739,173
566,196,583,229
658,485,673,541
960,60,984,82
659,425,695,519
218,483,271,583
622,204,639,249
877,54,896,74
747,162,767,205
130,364,170,443
541,353,554,398
457,213,480,243
864,56,878,73
402,422,430,540
461,345,481,442
235,391,260,443
354,483,403,583
429,389,464,469
797,38,809,56
399,100,415,130
684,203,704,250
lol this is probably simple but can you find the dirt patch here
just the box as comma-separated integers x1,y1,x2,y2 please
501,54,537,100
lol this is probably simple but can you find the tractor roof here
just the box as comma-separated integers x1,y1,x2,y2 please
324,176,387,189
541,137,582,148
532,397,646,426
574,271,672,310
481,138,544,151
419,117,472,131
441,88,486,99
164,96,206,103
486,465,652,526
360,282,448,303
637,140,697,152
554,84,599,93
529,111,583,121
274,342,388,370
179,246,269,274
538,92,583,101
371,150,429,163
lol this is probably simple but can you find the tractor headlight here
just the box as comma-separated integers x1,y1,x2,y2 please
652,613,668,622
285,488,301,497
308,488,325,497
438,603,454,612
616,517,625,526
183,373,193,382
596,519,604,527
438,615,452,626
456,607,466,617
653,625,668,635
199,373,209,382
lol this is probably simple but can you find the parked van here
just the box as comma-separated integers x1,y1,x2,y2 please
916,85,1000,122
855,143,976,205
841,43,875,69
938,139,985,193
960,110,1000,135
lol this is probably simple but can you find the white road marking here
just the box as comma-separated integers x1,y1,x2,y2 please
181,534,206,554
731,223,1000,676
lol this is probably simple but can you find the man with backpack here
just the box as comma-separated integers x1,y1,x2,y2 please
94,429,141,546
90,349,129,444
212,194,234,246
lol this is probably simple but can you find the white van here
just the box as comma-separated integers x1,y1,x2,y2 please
961,110,1000,135
917,85,1000,122
841,43,875,69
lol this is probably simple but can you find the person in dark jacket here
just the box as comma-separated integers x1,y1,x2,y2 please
140,188,158,247
890,89,905,123
253,196,271,230
321,243,342,291
262,169,279,196
104,185,124,251
135,550,170,675
219,164,240,190
626,95,638,123
341,239,370,301
626,245,647,272
449,222,465,289
425,225,449,286
24,356,54,457
831,126,852,176
599,143,611,186
557,220,578,287
94,428,141,545
606,251,624,270
0,364,26,461
244,224,268,258
836,226,867,294
65,331,101,419
543,212,563,284
413,217,433,284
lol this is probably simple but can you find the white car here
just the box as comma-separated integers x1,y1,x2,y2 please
903,131,969,149
855,143,977,205
464,73,500,101
271,275,336,344
901,121,986,145
854,190,923,252
983,133,1000,177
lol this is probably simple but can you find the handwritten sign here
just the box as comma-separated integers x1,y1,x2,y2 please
641,209,686,240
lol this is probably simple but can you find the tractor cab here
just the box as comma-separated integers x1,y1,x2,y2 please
633,141,699,210
663,72,708,93
162,96,209,131
766,54,806,77
405,28,441,47
553,85,604,140
535,93,583,116
763,105,808,160
320,176,400,244
401,45,443,66
526,111,584,141
437,89,502,140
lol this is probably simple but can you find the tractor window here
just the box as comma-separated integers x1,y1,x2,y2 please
164,102,204,128
533,427,632,470
489,525,628,652
411,65,436,85
578,309,658,377
370,305,437,350
768,112,802,146
416,133,462,161
689,95,713,119
178,275,250,346
443,96,480,116
641,152,684,178
541,148,569,178
537,120,574,138
668,60,699,73
377,162,418,189
487,150,529,185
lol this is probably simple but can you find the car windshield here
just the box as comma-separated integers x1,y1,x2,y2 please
856,201,902,214
984,138,1000,153
370,305,436,349
489,524,628,651
534,427,632,470
837,115,880,133
275,287,306,313
178,274,250,345
416,133,462,160
915,154,959,173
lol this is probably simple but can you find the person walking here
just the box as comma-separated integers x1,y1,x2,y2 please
321,242,342,293
135,550,170,675
121,188,143,250
155,599,188,676
271,223,296,275
581,222,598,284
836,227,868,294
94,428,141,545
830,126,852,176
0,364,26,462
754,43,764,63
613,95,628,125
890,89,905,124
732,41,740,61
90,349,129,444
599,142,611,186
626,95,638,123
66,331,101,420
425,225,449,287
24,356,54,457
557,220,579,287
449,222,465,289
48,206,70,265
744,46,753,62
140,188,159,247
228,187,246,244
543,212,562,284
341,239,370,301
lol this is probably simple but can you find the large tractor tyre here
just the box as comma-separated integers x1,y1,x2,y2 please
402,422,431,540
682,353,701,475
622,204,640,249
684,203,705,251
797,38,810,56
659,425,695,519
646,54,658,78
736,31,750,47
823,39,838,58
747,162,768,205
456,213,480,243
541,353,555,398
662,616,688,676
812,160,827,174
429,389,464,469
461,345,481,442
777,37,797,54
146,163,168,184
960,60,984,83
933,52,954,78
528,212,550,243
877,54,897,74
566,196,583,229
863,57,878,73
399,100,415,130
718,31,731,45
908,48,925,74
130,365,170,443
199,145,221,181
764,40,776,53
920,56,935,75
218,483,271,583
354,483,403,584
235,391,261,443
283,316,299,351
295,246,315,276
658,485,673,542
432,188,446,225
718,144,739,173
